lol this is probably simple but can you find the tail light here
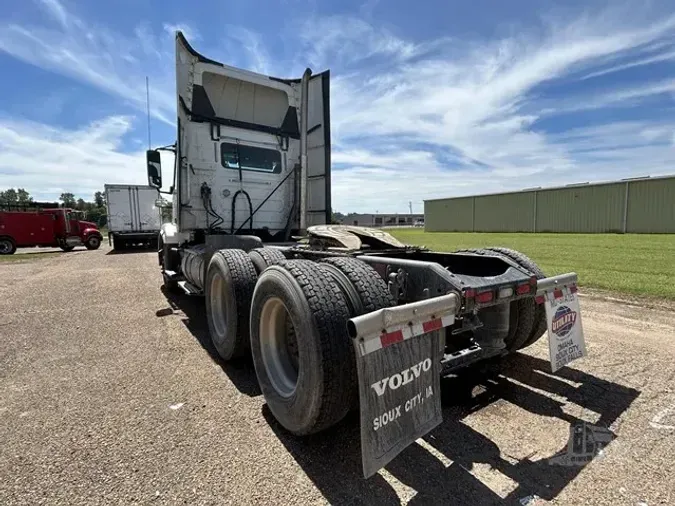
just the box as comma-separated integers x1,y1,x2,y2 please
516,283,531,295
475,290,494,303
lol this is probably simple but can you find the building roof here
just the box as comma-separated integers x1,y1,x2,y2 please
423,173,675,203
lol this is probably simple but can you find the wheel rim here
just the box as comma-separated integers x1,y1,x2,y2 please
209,271,228,340
259,297,299,398
0,240,11,254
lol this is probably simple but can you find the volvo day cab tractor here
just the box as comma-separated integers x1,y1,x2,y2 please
148,32,588,477
0,206,102,254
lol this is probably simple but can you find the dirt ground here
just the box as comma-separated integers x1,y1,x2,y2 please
1,245,673,505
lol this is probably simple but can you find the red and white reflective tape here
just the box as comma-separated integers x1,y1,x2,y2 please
535,283,578,305
358,314,455,356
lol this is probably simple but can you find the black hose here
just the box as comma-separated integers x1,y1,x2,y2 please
235,168,296,234
201,182,225,231
207,198,224,229
231,190,253,234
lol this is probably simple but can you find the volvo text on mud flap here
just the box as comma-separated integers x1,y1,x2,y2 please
348,293,459,477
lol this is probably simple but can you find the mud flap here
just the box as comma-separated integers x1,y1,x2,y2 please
536,274,587,373
354,329,444,478
543,285,587,373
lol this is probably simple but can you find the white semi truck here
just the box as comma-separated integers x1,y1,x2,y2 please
146,32,587,477
105,184,163,250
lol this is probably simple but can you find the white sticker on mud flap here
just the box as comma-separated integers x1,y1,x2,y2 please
545,288,587,373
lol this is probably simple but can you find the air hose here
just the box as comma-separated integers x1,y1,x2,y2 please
231,190,253,234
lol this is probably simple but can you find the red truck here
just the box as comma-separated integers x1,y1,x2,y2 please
0,207,103,255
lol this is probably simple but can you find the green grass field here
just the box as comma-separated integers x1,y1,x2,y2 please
0,251,61,262
386,229,675,300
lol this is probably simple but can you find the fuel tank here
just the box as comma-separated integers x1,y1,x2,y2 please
181,245,206,290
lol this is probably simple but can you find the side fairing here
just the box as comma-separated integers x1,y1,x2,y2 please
305,71,331,226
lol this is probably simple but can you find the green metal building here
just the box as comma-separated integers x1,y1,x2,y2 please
424,175,675,233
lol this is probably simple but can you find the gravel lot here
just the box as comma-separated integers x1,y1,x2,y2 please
1,245,674,505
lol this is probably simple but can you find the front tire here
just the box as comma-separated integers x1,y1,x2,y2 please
85,235,101,250
250,260,353,435
205,249,258,360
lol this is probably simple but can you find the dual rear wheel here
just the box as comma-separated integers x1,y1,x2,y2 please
454,247,548,352
204,249,392,434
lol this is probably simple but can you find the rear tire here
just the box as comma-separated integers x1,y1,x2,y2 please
205,249,258,360
0,237,16,255
250,260,353,435
318,257,395,409
319,257,395,314
485,247,547,349
454,248,535,352
60,244,75,252
248,247,286,274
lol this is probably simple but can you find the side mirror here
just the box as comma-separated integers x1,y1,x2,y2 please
146,150,162,188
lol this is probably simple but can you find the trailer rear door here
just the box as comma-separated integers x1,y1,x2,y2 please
106,186,134,233
135,187,162,231
106,185,160,233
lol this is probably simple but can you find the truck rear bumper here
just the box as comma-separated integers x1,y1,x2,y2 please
110,231,159,240
347,271,580,478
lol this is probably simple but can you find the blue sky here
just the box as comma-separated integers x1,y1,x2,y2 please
0,0,674,213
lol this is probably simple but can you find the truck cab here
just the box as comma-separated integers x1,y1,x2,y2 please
147,31,330,250
46,208,102,251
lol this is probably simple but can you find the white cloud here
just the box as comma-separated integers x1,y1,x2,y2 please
220,26,271,74
305,10,675,212
0,22,176,125
36,0,69,28
581,48,675,80
2,2,675,211
0,2,192,126
540,78,675,116
163,23,200,42
0,116,173,200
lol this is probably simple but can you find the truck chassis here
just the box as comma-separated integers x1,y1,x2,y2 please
159,225,581,477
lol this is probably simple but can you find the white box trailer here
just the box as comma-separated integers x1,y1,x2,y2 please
104,184,162,250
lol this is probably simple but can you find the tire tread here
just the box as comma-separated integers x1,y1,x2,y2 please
211,249,258,358
277,260,353,433
484,247,547,349
320,257,395,314
249,247,286,274
454,248,535,351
